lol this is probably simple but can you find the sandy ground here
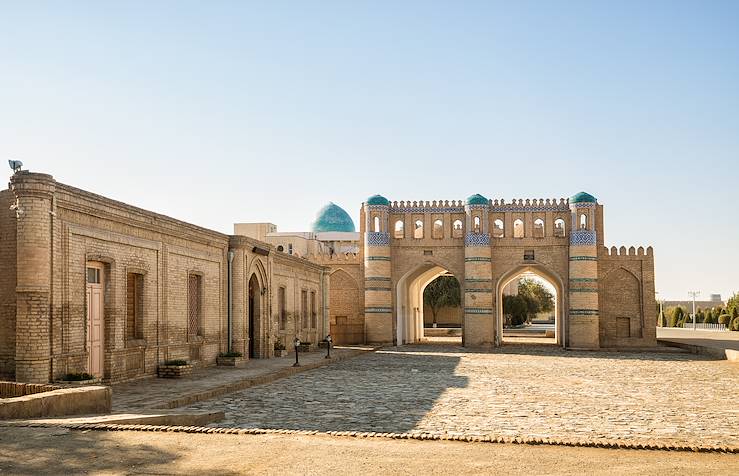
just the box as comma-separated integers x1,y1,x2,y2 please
0,427,736,475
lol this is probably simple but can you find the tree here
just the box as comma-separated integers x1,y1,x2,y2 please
670,306,685,327
423,276,461,327
503,294,528,326
516,278,555,322
727,293,739,316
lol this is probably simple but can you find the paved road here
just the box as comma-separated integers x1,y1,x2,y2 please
185,344,739,446
657,327,739,351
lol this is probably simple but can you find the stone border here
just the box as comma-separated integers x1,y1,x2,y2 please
4,422,736,454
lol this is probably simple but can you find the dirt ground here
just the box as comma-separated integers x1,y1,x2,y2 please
0,427,736,475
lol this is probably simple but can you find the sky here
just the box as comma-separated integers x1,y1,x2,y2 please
1,1,737,300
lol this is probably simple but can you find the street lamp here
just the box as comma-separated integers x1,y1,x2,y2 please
293,337,301,367
325,334,332,359
688,291,700,330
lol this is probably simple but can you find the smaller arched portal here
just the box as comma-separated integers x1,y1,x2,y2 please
395,260,462,344
495,265,566,347
248,274,261,359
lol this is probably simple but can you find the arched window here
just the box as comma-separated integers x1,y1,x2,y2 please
533,218,544,238
414,220,424,239
513,219,524,238
554,218,566,237
579,213,588,230
394,220,404,239
373,216,381,233
493,219,504,238
433,219,443,239
452,219,463,238
473,216,481,233
277,245,284,252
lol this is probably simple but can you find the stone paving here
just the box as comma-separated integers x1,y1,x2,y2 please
185,344,739,446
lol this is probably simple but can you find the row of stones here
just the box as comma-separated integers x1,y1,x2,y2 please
6,422,737,454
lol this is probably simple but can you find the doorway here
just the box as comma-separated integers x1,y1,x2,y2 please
86,262,104,377
248,274,260,359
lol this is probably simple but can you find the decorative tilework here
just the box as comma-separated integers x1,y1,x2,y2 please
569,201,596,209
366,256,391,261
365,276,391,281
365,287,392,291
569,256,598,261
466,204,489,210
365,307,392,313
464,257,491,262
491,204,569,213
569,309,599,316
465,278,493,283
464,288,491,293
464,307,493,314
366,232,390,246
389,206,465,214
365,204,389,211
570,278,598,282
465,233,490,246
570,230,597,246
569,288,599,293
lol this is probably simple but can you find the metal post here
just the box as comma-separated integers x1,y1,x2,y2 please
688,291,700,330
325,334,332,359
293,337,301,367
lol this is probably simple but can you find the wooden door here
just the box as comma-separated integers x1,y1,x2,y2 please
86,264,104,377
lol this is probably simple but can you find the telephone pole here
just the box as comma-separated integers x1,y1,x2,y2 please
688,291,700,330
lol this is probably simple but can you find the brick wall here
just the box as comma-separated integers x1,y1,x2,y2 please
0,190,17,379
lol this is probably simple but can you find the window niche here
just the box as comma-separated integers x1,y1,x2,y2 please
533,218,544,238
452,219,463,238
432,219,443,239
394,219,404,239
414,219,424,239
493,219,504,238
513,219,525,238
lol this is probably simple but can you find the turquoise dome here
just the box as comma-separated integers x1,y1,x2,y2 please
570,191,597,204
311,202,356,233
466,194,488,205
366,194,390,206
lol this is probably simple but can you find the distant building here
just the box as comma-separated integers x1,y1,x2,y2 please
663,294,725,313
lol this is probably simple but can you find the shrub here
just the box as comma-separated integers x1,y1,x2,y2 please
163,359,188,366
218,351,242,358
718,314,731,325
731,316,739,331
61,372,95,381
274,341,286,351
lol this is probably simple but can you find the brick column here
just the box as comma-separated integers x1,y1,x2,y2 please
463,195,493,346
11,172,56,383
363,196,393,343
567,193,600,349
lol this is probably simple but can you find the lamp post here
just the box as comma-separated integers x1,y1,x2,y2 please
293,337,301,367
325,334,332,359
688,291,700,330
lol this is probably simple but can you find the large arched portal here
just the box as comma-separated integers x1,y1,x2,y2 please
495,265,566,347
395,260,462,345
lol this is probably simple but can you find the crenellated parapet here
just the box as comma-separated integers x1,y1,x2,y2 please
306,251,361,265
601,246,654,258
490,198,570,212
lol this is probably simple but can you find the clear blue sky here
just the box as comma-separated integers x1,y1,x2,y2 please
2,1,737,300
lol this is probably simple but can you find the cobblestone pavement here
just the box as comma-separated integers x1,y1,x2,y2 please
185,344,739,446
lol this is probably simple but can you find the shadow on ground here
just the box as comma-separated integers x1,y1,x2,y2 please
0,426,243,476
187,348,468,433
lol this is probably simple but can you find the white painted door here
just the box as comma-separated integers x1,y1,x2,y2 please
86,264,104,377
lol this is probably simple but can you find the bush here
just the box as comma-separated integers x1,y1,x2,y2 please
731,316,739,331
718,314,731,325
61,372,95,381
163,359,188,366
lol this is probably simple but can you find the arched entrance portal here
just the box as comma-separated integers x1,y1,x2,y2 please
248,274,260,359
395,260,462,345
495,265,566,347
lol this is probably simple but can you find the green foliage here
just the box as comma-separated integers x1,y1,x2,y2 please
731,316,739,331
733,307,739,319
503,294,529,326
423,276,461,324
727,293,738,316
163,359,188,366
718,314,731,325
517,279,555,320
669,306,684,327
696,310,705,323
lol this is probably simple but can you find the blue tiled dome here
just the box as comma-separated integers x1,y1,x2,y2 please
311,202,356,233
570,191,597,204
366,194,390,206
466,194,488,205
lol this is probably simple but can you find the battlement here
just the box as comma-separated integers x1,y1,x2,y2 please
601,246,654,258
384,197,574,212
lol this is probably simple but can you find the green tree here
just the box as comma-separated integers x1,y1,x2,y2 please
732,307,739,319
727,293,739,316
671,306,685,327
503,294,528,326
423,276,461,327
517,278,555,322
704,309,714,324
718,314,731,325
